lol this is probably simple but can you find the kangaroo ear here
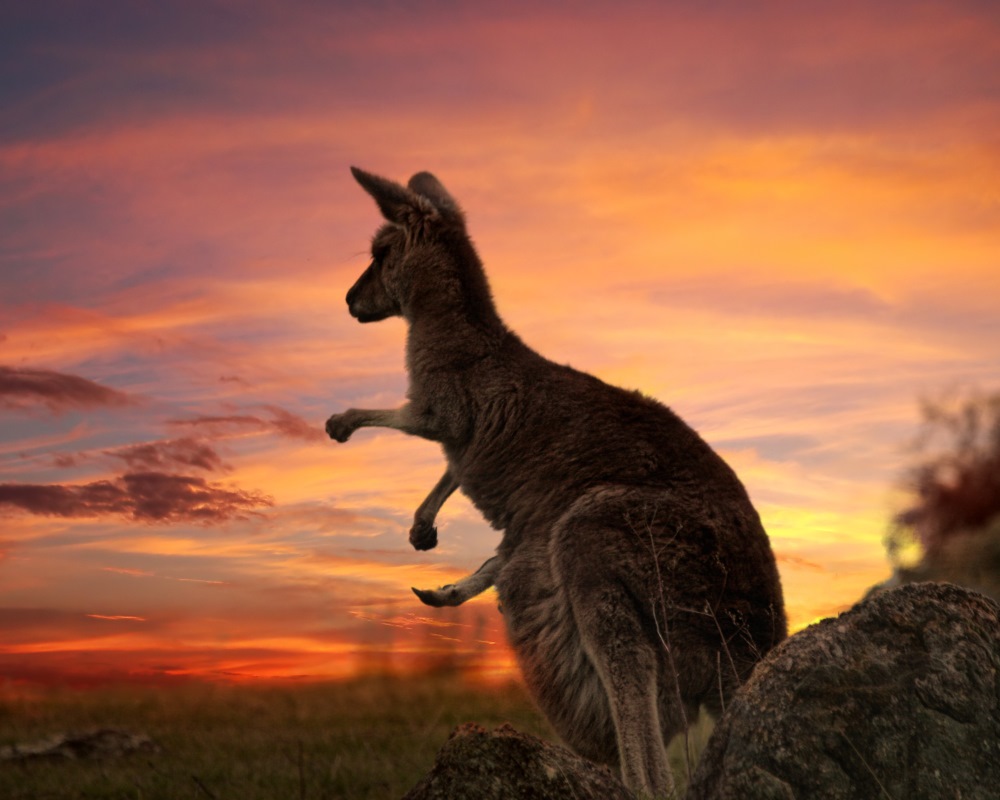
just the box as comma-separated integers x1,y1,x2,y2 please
351,166,438,227
407,172,461,215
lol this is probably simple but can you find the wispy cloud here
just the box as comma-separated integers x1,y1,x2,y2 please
107,437,227,472
0,366,135,413
0,472,272,524
168,405,324,442
100,565,224,586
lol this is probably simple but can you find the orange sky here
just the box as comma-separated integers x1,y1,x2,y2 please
1,0,999,687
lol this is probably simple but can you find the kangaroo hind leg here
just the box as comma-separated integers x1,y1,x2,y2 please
553,519,677,799
412,555,501,607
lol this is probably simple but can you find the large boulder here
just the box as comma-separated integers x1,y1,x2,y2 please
686,582,1000,800
402,722,635,800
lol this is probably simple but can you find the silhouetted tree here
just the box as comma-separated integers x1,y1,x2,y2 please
885,390,1000,600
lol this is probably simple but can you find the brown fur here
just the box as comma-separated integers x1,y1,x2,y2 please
327,167,787,798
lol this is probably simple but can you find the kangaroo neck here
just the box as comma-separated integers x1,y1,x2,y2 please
406,306,506,372
402,244,507,373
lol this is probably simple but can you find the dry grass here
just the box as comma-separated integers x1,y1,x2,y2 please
0,673,549,800
0,672,712,799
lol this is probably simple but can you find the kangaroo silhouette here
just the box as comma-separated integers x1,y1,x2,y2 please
327,167,787,797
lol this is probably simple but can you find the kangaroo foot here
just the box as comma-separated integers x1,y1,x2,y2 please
412,584,462,607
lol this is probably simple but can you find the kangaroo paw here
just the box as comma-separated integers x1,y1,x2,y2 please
325,413,356,443
409,519,438,551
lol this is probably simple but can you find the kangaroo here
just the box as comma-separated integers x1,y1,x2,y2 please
327,167,787,798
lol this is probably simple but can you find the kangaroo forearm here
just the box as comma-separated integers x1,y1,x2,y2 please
325,403,441,442
414,469,459,524
409,468,459,551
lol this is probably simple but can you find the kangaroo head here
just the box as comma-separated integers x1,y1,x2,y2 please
347,167,467,323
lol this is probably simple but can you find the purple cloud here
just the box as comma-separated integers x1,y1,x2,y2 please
107,437,227,472
0,366,135,413
0,472,272,524
168,405,324,442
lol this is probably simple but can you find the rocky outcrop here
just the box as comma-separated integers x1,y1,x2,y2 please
685,582,1000,800
402,722,636,800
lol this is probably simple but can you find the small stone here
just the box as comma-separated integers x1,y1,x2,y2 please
402,722,636,800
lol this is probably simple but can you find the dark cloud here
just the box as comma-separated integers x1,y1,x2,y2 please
43,405,314,473
107,437,227,472
0,365,135,413
0,471,271,524
169,405,324,442
52,453,85,469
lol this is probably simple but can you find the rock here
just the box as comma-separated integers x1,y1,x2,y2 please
0,728,159,761
686,582,1000,800
402,722,636,800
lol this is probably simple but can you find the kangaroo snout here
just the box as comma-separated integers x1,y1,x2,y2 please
345,273,367,318
344,263,398,323
345,285,361,319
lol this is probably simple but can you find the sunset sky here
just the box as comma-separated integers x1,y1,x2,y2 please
2,0,998,686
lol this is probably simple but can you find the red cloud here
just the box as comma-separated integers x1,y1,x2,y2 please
168,405,324,442
0,472,272,524
262,405,326,442
0,366,135,413
107,437,227,472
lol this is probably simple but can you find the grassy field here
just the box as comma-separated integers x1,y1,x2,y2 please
0,672,712,799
